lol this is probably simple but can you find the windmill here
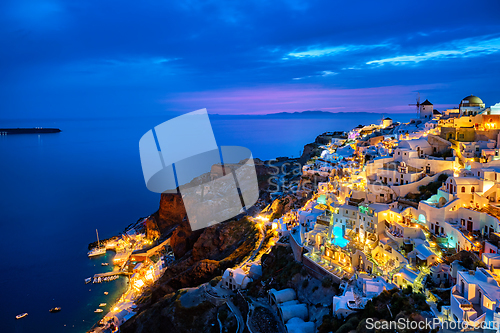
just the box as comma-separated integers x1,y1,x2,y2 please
408,92,421,118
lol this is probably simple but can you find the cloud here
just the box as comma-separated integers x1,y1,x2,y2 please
285,43,392,59
292,70,338,80
367,35,500,66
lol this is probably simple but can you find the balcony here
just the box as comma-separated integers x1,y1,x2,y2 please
316,214,331,226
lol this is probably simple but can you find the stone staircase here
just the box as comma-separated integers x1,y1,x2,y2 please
413,270,427,292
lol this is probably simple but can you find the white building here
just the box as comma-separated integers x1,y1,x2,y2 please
459,95,486,116
221,268,251,291
450,267,500,327
420,99,434,119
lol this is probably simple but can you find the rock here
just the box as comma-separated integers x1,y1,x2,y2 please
262,194,302,220
156,193,187,232
144,218,160,240
299,142,321,164
151,193,204,259
170,222,203,259
191,221,246,262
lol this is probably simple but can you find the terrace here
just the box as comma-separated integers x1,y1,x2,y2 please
385,219,424,245
303,248,355,281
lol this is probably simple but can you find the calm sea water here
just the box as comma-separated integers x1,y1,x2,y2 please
0,113,411,332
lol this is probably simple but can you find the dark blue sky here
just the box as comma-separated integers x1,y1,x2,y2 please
1,0,500,118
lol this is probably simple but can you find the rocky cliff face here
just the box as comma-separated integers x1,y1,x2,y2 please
156,193,187,231
157,218,258,293
121,288,218,333
299,142,321,164
123,216,259,332
147,193,203,259
261,194,305,220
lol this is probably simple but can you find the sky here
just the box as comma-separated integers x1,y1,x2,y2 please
1,0,500,118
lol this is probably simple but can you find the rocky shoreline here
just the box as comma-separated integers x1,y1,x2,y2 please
88,133,329,333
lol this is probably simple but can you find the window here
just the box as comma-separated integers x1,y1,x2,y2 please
398,151,400,155
459,134,464,139
471,187,475,193
461,186,465,193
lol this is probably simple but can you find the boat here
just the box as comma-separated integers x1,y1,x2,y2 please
16,313,28,319
49,307,61,313
99,303,107,307
85,277,92,284
103,292,109,295
101,263,109,266
88,229,106,257
94,309,103,313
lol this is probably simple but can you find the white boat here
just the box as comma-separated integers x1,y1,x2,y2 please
85,277,92,284
94,309,103,313
99,303,107,307
101,263,109,266
16,313,28,319
88,229,106,257
104,292,109,295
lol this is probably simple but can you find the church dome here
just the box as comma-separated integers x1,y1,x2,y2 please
460,95,484,106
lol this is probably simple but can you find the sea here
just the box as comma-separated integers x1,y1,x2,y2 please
0,112,412,332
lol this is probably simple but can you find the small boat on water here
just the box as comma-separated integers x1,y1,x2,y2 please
85,277,92,284
49,307,61,313
103,291,109,295
101,263,109,266
88,229,106,257
94,309,103,313
16,313,28,319
99,303,107,307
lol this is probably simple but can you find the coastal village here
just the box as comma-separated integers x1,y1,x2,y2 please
88,94,500,333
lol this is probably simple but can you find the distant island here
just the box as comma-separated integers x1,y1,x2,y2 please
0,128,61,135
209,110,407,119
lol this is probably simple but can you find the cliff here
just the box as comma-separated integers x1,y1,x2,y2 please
121,288,218,333
299,142,321,164
261,194,306,221
156,193,188,232
146,193,203,259
122,216,259,332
